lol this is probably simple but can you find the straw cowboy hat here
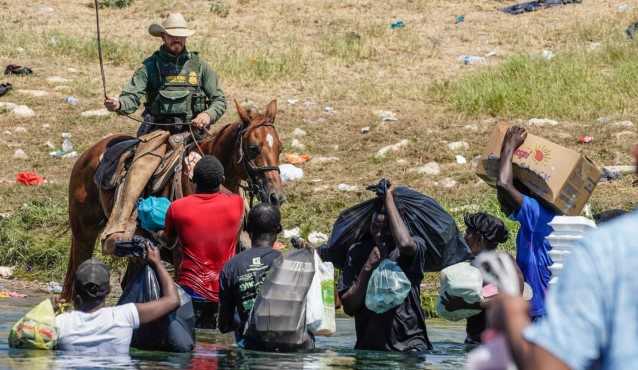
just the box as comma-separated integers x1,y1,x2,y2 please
149,13,196,38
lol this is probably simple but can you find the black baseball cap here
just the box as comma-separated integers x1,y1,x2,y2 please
75,258,110,299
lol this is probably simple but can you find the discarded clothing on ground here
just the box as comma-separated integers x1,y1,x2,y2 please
322,179,471,271
0,83,12,97
244,248,315,351
501,0,582,15
4,64,33,76
117,263,195,352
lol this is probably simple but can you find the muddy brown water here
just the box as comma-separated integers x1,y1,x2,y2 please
0,291,469,370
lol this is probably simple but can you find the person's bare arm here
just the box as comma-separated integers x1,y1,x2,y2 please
340,247,380,316
490,295,570,370
135,246,180,324
496,126,527,216
385,186,417,257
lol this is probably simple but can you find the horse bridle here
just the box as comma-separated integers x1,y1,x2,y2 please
236,121,281,206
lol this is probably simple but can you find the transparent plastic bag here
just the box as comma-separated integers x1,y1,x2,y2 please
365,259,412,314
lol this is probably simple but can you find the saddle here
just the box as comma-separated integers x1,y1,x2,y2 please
94,132,199,202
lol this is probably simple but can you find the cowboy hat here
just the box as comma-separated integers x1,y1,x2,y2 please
149,13,196,38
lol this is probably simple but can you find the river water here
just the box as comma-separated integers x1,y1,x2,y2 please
0,293,469,370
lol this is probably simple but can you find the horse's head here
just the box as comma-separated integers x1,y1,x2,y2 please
235,99,285,206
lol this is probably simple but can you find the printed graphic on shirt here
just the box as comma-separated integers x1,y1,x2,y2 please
237,258,270,313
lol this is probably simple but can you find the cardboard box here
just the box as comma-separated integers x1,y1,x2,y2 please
476,122,602,216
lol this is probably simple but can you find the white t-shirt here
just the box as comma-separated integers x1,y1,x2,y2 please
55,303,140,353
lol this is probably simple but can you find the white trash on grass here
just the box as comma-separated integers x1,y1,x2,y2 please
0,266,14,279
13,149,28,160
447,141,469,152
279,164,304,182
374,110,398,122
46,281,63,294
337,183,357,192
308,231,329,245
291,138,306,150
293,128,307,137
13,105,35,118
81,108,110,118
414,162,441,176
283,227,301,239
455,155,467,165
528,118,559,127
375,139,408,159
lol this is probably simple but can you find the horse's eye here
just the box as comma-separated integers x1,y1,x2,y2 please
247,144,260,159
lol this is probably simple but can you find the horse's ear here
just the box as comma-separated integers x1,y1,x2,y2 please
265,99,277,123
234,99,251,125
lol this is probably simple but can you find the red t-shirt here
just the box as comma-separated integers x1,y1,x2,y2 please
164,192,244,303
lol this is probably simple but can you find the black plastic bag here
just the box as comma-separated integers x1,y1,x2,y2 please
244,248,315,351
117,264,195,352
324,179,471,271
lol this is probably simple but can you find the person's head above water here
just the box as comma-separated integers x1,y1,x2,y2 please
193,155,224,193
246,203,282,244
74,258,111,312
464,212,509,256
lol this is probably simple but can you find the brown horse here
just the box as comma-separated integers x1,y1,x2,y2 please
62,100,284,299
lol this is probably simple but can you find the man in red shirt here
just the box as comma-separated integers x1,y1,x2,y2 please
163,155,244,329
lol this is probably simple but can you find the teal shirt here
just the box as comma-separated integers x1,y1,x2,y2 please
118,46,226,123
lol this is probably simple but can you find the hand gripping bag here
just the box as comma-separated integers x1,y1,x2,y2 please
365,259,412,314
323,179,471,271
245,248,315,349
436,261,483,321
9,299,58,350
117,263,195,352
306,251,336,336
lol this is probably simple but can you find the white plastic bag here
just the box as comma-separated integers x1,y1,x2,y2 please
365,259,411,314
436,261,483,321
306,251,337,336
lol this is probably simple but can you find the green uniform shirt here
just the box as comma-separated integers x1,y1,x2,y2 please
117,46,226,123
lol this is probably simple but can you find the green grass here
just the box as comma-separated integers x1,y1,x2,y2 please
320,32,376,63
436,41,638,120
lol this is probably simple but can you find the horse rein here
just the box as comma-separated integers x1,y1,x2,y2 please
236,121,281,205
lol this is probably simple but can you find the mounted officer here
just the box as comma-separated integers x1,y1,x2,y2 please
102,12,226,252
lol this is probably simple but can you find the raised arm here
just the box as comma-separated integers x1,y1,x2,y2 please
385,186,416,257
339,247,380,316
496,126,527,216
135,246,180,324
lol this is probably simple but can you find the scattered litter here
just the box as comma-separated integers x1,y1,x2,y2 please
287,99,299,105
45,140,55,149
360,126,370,134
46,76,69,84
596,117,610,124
502,0,582,16
589,42,601,51
458,55,486,65
13,105,35,118
0,291,27,298
16,171,44,186
626,21,638,40
291,139,306,150
284,153,311,165
50,133,77,158
323,106,335,114
390,20,406,29
542,50,555,60
437,177,458,189
455,15,465,24
464,124,479,131
308,231,328,245
578,135,593,144
601,165,636,181
4,64,33,76
414,162,441,176
485,50,497,58
13,149,28,160
279,164,304,183
0,83,12,97
375,110,398,122
617,4,632,12
13,126,27,134
16,89,48,97
396,159,409,166
283,227,301,239
337,183,358,192
35,4,55,14
0,266,14,279
46,281,63,294
65,96,79,105
80,108,110,117
375,139,409,159
612,120,634,128
313,185,330,193
292,128,307,138
455,155,467,165
447,141,469,152
528,118,559,127
314,156,339,163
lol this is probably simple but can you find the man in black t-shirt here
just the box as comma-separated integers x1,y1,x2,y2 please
218,203,315,350
338,184,432,352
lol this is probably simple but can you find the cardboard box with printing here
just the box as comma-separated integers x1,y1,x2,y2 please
476,123,602,216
